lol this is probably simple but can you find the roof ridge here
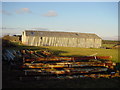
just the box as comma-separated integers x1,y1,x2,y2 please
24,30,96,35
24,30,101,39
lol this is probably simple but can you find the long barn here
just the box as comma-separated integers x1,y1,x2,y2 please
22,30,102,48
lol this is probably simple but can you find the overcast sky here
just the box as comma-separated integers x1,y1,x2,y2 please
1,1,118,40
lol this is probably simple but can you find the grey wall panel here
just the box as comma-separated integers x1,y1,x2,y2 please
23,36,102,48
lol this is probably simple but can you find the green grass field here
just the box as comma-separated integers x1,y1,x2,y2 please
102,44,116,47
14,44,119,63
36,46,119,63
3,39,119,63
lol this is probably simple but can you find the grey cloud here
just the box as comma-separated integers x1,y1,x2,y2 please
2,27,16,29
102,36,119,41
0,10,12,15
31,27,49,31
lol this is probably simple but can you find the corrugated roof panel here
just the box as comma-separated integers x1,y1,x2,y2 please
24,30,101,39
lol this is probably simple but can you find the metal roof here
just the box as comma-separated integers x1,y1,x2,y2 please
24,30,101,39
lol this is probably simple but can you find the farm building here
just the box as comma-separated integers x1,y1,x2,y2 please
22,30,102,48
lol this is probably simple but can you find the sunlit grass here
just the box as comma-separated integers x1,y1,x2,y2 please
102,44,116,47
41,46,119,63
4,41,119,63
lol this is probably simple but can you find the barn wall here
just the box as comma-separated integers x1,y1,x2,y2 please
85,38,94,48
94,39,102,48
22,35,102,48
79,38,86,48
22,31,27,44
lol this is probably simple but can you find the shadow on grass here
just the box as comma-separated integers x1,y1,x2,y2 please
2,39,68,56
18,45,68,56
116,63,120,71
48,49,68,56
